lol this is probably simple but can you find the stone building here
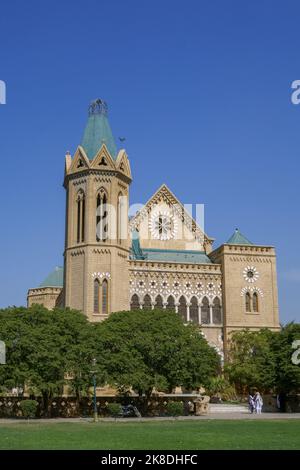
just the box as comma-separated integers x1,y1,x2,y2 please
27,99,280,357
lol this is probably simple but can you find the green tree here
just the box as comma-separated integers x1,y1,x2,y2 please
271,323,300,394
0,305,100,413
95,309,220,397
225,328,276,394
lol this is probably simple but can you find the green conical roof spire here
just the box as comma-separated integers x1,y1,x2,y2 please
81,99,117,160
226,228,253,245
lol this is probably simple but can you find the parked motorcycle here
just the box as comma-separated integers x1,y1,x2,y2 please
121,404,141,418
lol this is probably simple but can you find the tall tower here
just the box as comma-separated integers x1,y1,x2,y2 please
63,99,132,321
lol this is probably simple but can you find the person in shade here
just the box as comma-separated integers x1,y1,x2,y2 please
248,393,255,413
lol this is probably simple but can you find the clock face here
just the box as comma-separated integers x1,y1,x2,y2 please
243,266,259,283
149,210,177,241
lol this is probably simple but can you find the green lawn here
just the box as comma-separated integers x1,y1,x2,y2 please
0,420,300,450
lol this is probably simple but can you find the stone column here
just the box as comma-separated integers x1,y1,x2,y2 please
187,303,191,322
209,303,213,324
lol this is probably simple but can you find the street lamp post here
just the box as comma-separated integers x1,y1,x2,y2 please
92,358,98,422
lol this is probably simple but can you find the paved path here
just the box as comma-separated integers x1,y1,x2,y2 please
0,413,299,424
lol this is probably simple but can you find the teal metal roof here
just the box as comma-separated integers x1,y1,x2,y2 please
226,228,253,245
39,266,64,288
81,99,117,160
131,245,212,264
143,249,212,264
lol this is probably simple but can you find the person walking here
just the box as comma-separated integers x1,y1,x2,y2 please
248,393,255,413
254,392,263,414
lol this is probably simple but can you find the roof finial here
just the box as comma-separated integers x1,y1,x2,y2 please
88,98,108,116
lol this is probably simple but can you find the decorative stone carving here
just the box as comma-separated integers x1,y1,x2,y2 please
92,272,111,279
240,286,264,297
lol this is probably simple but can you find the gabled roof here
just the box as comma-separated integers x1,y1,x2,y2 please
81,99,117,160
39,266,64,288
226,228,253,245
129,183,213,247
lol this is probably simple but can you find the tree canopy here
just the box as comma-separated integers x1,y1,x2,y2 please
225,324,300,394
95,309,221,396
0,305,98,407
0,306,220,401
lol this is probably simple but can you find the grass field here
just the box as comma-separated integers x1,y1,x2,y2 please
0,420,300,450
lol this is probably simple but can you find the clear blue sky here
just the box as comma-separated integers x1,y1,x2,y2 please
0,0,299,324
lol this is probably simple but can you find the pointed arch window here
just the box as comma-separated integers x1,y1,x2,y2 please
190,296,199,324
178,296,187,322
253,292,259,312
117,192,126,244
155,295,163,309
94,278,109,315
166,295,175,311
96,191,108,242
245,292,251,312
212,297,222,324
130,294,140,310
94,279,100,313
201,297,210,324
102,279,108,315
76,191,85,243
143,294,152,310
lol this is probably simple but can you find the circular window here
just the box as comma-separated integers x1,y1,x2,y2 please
149,210,177,241
243,266,259,283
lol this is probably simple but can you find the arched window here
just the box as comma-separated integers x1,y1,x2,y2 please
102,279,108,315
253,292,259,312
245,292,251,312
166,295,175,311
96,191,108,242
143,294,152,310
76,191,85,243
178,295,187,322
212,297,222,324
201,297,210,324
190,296,199,324
155,295,163,309
77,196,81,243
130,294,140,310
81,196,85,242
94,279,100,313
117,193,126,244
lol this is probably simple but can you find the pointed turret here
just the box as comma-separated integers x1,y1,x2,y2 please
63,99,132,318
226,228,253,245
81,99,117,159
